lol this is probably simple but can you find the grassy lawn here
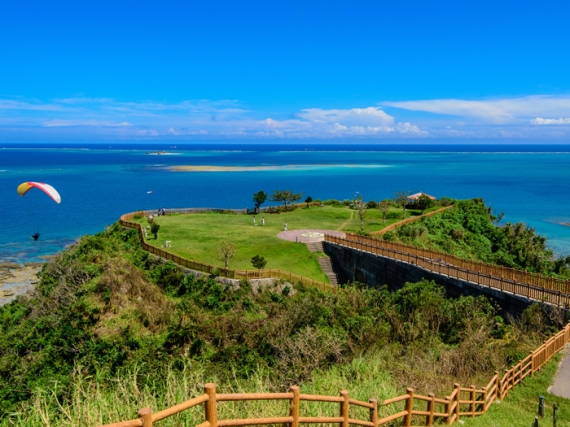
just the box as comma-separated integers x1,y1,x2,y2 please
463,354,570,427
135,204,438,282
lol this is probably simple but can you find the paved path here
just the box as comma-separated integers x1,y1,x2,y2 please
549,345,570,398
277,229,346,243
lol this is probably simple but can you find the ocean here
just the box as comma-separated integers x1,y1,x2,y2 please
2,142,570,264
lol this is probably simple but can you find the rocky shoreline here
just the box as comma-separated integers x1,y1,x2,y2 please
0,262,42,305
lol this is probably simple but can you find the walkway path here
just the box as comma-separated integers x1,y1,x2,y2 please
277,229,347,286
549,345,570,399
277,229,345,243
337,210,354,231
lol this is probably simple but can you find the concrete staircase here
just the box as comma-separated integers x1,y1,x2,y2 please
306,241,324,253
306,241,347,287
318,257,339,286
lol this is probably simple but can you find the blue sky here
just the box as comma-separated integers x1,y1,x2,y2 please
2,1,570,142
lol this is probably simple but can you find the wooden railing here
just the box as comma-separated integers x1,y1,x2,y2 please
127,202,322,218
370,205,455,236
325,234,570,308
98,323,570,427
119,211,335,294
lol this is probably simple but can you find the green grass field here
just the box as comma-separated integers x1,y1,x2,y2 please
135,204,435,281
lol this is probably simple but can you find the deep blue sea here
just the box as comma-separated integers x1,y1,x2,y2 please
2,143,570,263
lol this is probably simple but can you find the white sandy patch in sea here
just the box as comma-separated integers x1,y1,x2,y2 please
169,164,392,172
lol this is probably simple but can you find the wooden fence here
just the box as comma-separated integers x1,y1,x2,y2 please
98,323,570,427
119,211,335,294
326,234,570,308
370,205,455,236
127,202,323,218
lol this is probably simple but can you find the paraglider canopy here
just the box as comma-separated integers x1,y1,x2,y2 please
17,182,61,204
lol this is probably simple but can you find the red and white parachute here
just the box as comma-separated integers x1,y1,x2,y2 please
17,182,61,204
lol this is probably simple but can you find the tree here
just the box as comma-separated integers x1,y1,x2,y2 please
378,199,392,224
217,241,237,269
305,196,313,208
354,195,366,232
488,205,505,224
251,254,267,269
253,190,268,213
394,191,411,219
271,189,303,210
417,194,434,215
150,222,160,239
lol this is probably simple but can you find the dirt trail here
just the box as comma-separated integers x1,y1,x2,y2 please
337,211,354,231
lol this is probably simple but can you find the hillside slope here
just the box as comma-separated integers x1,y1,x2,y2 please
0,220,564,425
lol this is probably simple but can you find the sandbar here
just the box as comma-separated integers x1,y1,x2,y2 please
169,164,389,172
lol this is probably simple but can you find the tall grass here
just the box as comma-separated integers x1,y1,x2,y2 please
3,355,401,427
7,350,568,427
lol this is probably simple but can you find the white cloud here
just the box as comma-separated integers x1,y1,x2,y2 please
530,117,570,125
276,107,427,137
297,107,394,127
0,97,427,139
383,95,570,123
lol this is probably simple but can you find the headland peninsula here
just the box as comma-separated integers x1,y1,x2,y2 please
1,195,569,427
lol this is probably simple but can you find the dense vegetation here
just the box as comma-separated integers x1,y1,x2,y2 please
384,198,570,276
0,221,565,425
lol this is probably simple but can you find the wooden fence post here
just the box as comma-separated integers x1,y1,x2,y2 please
339,390,349,427
138,408,152,427
454,384,460,422
289,386,300,427
369,398,378,427
404,388,414,427
445,396,451,425
205,383,218,427
426,393,435,427
469,385,476,417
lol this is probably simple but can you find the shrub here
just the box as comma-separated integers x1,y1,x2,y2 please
450,228,465,241
366,200,378,209
251,255,267,269
150,222,160,239
437,197,455,206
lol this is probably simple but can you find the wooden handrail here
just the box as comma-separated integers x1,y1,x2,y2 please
101,208,570,427
119,213,334,293
336,232,570,296
97,320,570,427
370,205,455,236
324,234,570,308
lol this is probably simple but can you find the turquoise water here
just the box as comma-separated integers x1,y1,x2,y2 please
2,143,570,263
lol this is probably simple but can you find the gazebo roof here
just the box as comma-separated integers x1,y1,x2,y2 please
408,192,436,201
